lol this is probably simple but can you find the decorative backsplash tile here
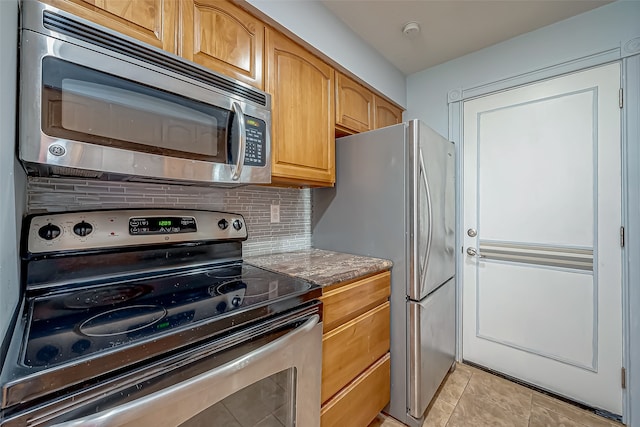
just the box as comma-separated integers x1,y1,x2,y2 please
27,178,311,256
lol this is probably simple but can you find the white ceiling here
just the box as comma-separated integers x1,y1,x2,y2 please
320,0,613,75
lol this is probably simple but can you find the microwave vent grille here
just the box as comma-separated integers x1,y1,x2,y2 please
50,166,103,178
42,11,268,107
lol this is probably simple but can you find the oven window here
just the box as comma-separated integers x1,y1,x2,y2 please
178,368,296,427
41,57,230,163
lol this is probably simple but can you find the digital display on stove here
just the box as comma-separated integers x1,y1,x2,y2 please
129,217,197,235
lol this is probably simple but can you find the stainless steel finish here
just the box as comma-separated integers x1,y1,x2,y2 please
408,278,455,418
49,315,321,427
312,120,455,427
19,1,272,185
478,241,593,271
410,121,456,300
231,102,246,181
467,228,477,237
2,307,322,427
466,247,478,256
26,209,246,255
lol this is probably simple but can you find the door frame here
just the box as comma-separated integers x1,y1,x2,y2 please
448,45,640,425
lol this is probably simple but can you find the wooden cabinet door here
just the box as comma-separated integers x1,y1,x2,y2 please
335,72,374,135
321,302,390,403
321,353,390,427
44,0,177,53
374,95,403,129
266,29,335,186
180,0,264,89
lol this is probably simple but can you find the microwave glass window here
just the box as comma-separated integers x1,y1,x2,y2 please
42,57,229,163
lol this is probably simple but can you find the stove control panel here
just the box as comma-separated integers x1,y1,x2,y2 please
26,209,247,255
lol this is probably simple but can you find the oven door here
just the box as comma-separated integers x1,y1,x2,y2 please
1,305,321,427
19,2,271,185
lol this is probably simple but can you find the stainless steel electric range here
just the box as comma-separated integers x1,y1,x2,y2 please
0,209,323,427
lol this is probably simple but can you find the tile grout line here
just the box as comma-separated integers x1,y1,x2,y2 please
442,367,473,427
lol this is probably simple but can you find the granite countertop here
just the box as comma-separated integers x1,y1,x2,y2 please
245,248,392,287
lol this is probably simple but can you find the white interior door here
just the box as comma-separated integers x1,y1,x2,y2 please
462,62,622,414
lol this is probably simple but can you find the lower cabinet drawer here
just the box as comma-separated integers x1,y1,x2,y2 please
320,353,391,427
320,271,390,333
321,301,390,403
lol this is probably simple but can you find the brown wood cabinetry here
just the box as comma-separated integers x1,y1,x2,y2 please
335,72,404,135
43,0,178,53
374,95,403,129
335,72,374,136
320,271,391,427
321,354,391,427
180,0,264,89
265,29,335,186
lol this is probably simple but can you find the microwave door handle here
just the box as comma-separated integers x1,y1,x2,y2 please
231,101,246,181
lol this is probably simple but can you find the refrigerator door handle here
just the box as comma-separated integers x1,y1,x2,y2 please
419,149,433,294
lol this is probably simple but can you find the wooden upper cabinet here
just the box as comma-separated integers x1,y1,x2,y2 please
266,28,335,186
335,72,374,135
374,95,403,129
43,0,177,53
180,1,264,89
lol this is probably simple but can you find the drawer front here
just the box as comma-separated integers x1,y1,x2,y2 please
321,353,391,427
320,271,390,333
321,301,390,403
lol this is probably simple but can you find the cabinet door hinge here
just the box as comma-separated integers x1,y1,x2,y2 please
619,88,623,108
622,367,627,389
620,226,625,248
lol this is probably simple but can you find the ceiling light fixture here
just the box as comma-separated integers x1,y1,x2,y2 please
402,21,421,39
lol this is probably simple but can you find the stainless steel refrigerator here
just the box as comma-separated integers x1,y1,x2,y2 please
312,120,456,427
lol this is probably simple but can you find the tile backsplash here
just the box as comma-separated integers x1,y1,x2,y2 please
27,178,311,256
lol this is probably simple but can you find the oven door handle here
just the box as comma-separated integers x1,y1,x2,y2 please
50,314,321,427
231,101,246,181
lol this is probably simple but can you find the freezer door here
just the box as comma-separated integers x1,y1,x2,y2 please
408,278,455,419
411,121,456,299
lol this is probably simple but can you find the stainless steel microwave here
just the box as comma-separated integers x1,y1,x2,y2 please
19,0,272,185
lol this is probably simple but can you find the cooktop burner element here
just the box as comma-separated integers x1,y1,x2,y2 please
23,264,311,368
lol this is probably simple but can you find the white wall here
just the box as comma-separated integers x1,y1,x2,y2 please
406,0,640,136
246,0,406,107
405,1,640,425
0,0,24,357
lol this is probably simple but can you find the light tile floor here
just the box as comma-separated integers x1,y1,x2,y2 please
369,363,624,427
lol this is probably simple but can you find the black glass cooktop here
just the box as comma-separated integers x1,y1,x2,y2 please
23,263,312,368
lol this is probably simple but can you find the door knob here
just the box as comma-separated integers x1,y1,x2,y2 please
467,228,477,237
466,247,485,258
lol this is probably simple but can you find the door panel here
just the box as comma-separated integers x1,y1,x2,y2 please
478,90,594,246
462,63,622,414
477,263,595,369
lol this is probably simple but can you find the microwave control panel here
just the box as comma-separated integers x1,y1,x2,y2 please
243,117,267,167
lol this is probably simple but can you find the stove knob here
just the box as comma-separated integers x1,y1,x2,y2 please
73,221,93,237
217,219,229,230
36,344,60,363
38,224,61,240
232,219,243,231
231,296,242,307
